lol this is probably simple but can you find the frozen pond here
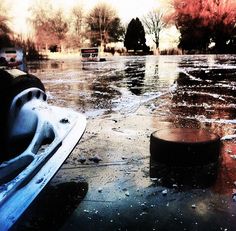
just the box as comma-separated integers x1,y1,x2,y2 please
28,55,236,127
16,55,236,230
27,56,180,116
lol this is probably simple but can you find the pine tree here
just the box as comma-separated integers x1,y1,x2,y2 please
124,18,149,52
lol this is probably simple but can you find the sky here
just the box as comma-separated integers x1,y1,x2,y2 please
10,0,164,30
8,0,178,49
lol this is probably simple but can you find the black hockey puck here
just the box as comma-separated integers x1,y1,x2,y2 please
150,128,221,167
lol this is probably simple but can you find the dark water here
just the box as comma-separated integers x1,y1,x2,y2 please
22,55,236,231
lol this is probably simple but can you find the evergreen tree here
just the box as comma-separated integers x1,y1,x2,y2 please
124,18,149,52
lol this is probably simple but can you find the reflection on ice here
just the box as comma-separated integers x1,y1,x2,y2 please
27,55,236,130
28,56,180,117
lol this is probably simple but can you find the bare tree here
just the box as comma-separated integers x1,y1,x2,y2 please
86,3,122,47
29,1,54,51
30,1,68,52
68,4,86,48
49,9,68,51
142,10,167,51
72,5,84,36
0,0,13,47
0,15,11,35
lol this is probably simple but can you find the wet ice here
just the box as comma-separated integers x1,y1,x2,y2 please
24,55,236,231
